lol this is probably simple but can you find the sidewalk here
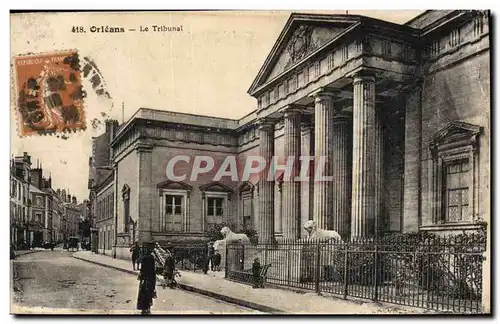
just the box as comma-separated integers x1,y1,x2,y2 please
73,251,432,314
14,249,43,256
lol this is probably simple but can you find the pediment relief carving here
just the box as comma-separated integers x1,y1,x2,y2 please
264,24,347,83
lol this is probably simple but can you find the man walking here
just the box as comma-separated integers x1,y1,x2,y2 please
130,241,141,271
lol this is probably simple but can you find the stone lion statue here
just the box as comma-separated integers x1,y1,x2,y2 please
220,226,250,244
304,220,342,241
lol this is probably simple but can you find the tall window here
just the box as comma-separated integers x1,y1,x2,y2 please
429,121,481,226
36,197,42,206
162,195,184,232
443,159,469,222
208,197,224,216
110,195,114,219
35,213,42,223
206,197,224,229
107,228,112,250
11,180,16,198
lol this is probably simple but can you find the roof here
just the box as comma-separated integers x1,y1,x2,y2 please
30,184,46,195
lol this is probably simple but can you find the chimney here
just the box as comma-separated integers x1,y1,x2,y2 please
23,152,31,164
110,120,119,141
105,119,113,136
57,189,61,197
30,169,43,189
107,119,119,166
72,196,77,205
61,189,66,201
67,194,71,203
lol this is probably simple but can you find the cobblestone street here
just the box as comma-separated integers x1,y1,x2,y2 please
11,250,262,314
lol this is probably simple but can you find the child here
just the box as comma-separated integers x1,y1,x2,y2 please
252,257,261,288
212,250,222,271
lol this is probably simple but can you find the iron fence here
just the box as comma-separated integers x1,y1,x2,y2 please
225,232,486,314
170,245,207,272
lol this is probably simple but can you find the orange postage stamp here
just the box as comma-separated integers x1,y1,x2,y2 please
13,50,86,136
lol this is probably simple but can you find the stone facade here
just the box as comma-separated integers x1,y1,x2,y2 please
98,11,489,262
89,120,118,256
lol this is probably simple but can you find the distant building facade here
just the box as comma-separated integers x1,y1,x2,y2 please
30,166,55,244
88,120,119,255
10,153,31,247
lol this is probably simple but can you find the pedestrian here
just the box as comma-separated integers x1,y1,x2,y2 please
137,241,157,315
213,250,221,271
163,250,176,289
252,257,261,289
203,244,209,274
207,242,215,271
130,241,141,271
10,244,16,260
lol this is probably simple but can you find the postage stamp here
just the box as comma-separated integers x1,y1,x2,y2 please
13,50,86,136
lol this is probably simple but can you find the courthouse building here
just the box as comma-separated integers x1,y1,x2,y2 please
106,10,490,258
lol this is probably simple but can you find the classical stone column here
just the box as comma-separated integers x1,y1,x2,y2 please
300,124,314,238
331,113,352,238
282,107,302,240
351,73,383,237
311,89,337,230
258,118,276,244
374,104,384,236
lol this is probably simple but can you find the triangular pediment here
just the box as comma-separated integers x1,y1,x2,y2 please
430,121,482,147
156,180,193,190
199,181,234,193
248,14,361,95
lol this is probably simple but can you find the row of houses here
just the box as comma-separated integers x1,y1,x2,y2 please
10,152,86,248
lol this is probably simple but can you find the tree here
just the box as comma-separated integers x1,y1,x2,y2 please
78,219,91,238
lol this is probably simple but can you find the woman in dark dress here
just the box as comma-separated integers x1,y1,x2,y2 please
137,242,156,315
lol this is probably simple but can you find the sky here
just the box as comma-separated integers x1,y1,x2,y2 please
10,10,423,201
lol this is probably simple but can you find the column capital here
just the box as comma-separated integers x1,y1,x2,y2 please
332,112,353,123
257,117,278,130
283,105,303,118
301,122,314,134
309,88,340,103
135,143,154,154
352,71,376,85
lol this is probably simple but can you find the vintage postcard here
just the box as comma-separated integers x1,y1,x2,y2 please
9,10,491,315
